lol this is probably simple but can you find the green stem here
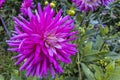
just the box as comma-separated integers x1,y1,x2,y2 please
77,52,82,80
80,12,88,27
99,40,106,51
0,14,11,38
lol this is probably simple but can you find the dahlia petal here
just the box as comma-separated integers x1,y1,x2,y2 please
54,44,62,49
57,38,65,42
49,65,55,78
38,3,42,15
68,31,78,36
12,54,22,60
26,67,32,77
67,36,78,41
48,48,54,56
56,54,71,64
36,64,41,76
65,43,77,47
6,40,21,43
43,59,47,75
8,48,18,52
26,59,34,70
14,25,22,34
15,55,26,65
63,48,76,56
53,61,63,73
34,46,41,64
10,33,28,40
52,9,62,24
31,67,36,77
14,17,32,32
8,43,19,46
56,33,68,38
66,19,74,25
19,55,33,70
23,45,34,49
19,39,27,50
46,9,55,26
18,15,29,25
28,7,33,19
61,15,70,23
35,10,40,22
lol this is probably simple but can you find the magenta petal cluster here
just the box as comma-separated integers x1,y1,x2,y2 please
101,0,114,5
0,0,5,8
20,0,34,16
72,0,101,12
72,0,114,12
7,3,77,78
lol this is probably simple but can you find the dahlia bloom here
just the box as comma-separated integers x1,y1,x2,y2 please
72,0,101,12
0,0,5,8
20,0,34,16
7,3,77,78
72,0,114,12
101,0,114,5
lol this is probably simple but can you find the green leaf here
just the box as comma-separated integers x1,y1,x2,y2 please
81,63,95,80
55,75,64,80
106,61,115,72
85,41,92,51
93,35,103,50
76,13,83,22
27,76,37,80
12,69,19,76
10,74,21,80
84,50,99,56
0,75,4,80
107,52,120,60
0,26,3,31
104,26,109,34
83,55,100,62
83,41,93,56
104,61,115,80
65,77,78,80
105,66,120,80
89,64,104,80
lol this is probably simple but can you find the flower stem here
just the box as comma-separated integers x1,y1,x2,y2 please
80,12,86,26
99,40,106,51
77,52,82,80
0,14,11,38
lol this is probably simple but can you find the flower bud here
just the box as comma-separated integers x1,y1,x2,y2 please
50,2,56,8
45,1,49,5
67,9,75,16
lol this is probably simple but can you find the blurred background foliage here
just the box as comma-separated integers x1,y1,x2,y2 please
0,0,120,80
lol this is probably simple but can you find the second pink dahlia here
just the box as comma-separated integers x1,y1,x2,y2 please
101,0,114,5
72,0,101,12
0,0,5,8
20,0,34,16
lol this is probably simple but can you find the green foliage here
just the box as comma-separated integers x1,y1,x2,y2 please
0,0,120,80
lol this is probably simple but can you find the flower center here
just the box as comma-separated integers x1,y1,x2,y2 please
45,36,57,47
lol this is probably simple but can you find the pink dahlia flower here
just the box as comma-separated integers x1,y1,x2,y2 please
72,0,115,12
101,0,114,5
72,0,101,12
20,0,34,16
7,3,77,78
0,0,5,8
